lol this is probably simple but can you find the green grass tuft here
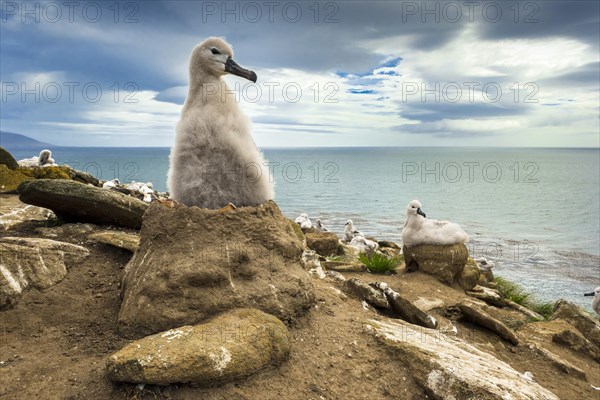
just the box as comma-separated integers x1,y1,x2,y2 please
358,252,401,274
495,276,555,320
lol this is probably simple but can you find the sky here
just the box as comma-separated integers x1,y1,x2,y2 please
0,0,599,147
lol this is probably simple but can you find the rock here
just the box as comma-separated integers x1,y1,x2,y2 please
118,201,315,337
458,261,480,291
377,240,400,250
107,308,291,385
466,286,508,308
343,278,390,309
505,299,545,321
366,318,559,400
0,237,89,309
67,169,99,186
0,164,33,193
18,179,148,229
402,243,468,285
0,194,54,230
458,302,519,345
0,147,18,170
2,165,81,193
321,261,365,272
552,329,600,362
89,231,140,252
300,250,325,279
378,283,437,329
551,299,600,348
379,247,400,257
529,344,587,381
305,231,341,257
35,223,98,238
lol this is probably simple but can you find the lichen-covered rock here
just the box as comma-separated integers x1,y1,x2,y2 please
107,308,291,385
551,299,600,348
458,260,480,291
0,237,89,309
402,243,468,285
18,179,148,228
366,318,559,400
118,201,315,338
305,231,341,257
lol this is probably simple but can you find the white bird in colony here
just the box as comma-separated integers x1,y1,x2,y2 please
142,193,153,203
102,179,120,189
316,219,329,232
584,287,600,319
401,200,469,246
474,257,495,271
344,219,363,242
167,37,274,209
349,236,379,255
39,149,56,166
17,149,55,167
138,184,154,195
295,213,312,230
126,181,141,191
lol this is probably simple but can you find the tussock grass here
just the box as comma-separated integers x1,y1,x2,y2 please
495,276,555,320
359,252,401,274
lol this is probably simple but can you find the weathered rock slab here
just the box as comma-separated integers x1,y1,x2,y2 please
107,308,291,385
551,299,600,348
378,283,437,329
118,201,315,338
458,302,520,345
402,243,468,285
89,231,140,252
344,278,390,309
366,318,559,400
0,194,54,230
18,179,148,228
0,237,89,309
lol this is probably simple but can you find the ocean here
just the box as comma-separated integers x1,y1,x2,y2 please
11,147,600,312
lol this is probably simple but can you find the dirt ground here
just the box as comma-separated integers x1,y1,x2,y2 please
1,197,599,399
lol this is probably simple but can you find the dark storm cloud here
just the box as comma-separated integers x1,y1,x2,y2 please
476,1,600,46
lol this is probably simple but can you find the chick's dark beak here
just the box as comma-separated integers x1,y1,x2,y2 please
584,292,595,296
225,57,257,83
417,208,426,218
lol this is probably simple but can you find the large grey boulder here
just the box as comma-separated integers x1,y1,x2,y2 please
18,179,148,228
0,237,89,309
118,201,315,338
551,299,600,348
366,318,559,400
403,243,469,285
107,308,291,385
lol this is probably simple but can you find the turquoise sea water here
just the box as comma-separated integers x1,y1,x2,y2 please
11,147,600,311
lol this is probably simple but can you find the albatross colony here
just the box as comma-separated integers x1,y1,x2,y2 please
168,37,274,209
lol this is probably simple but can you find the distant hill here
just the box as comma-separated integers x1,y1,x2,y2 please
0,131,55,152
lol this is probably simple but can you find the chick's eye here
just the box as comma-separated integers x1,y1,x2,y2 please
210,48,221,55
